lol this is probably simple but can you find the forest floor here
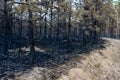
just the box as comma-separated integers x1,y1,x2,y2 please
0,38,120,80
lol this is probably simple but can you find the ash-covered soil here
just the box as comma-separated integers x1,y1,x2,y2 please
0,38,120,80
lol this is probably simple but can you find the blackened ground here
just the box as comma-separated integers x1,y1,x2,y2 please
0,38,120,80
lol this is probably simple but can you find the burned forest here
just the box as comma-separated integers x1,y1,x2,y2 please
0,0,120,79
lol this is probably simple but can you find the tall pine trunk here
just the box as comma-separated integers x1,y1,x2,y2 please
66,3,71,53
28,9,35,64
2,0,8,58
49,0,53,39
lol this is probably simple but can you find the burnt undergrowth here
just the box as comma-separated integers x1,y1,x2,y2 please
0,38,107,79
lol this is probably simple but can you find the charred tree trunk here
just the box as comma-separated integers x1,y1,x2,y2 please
2,0,8,58
66,3,72,53
56,8,60,42
44,15,47,41
18,18,22,60
49,0,53,39
28,9,35,64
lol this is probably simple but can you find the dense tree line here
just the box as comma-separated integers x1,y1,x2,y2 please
0,0,120,64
